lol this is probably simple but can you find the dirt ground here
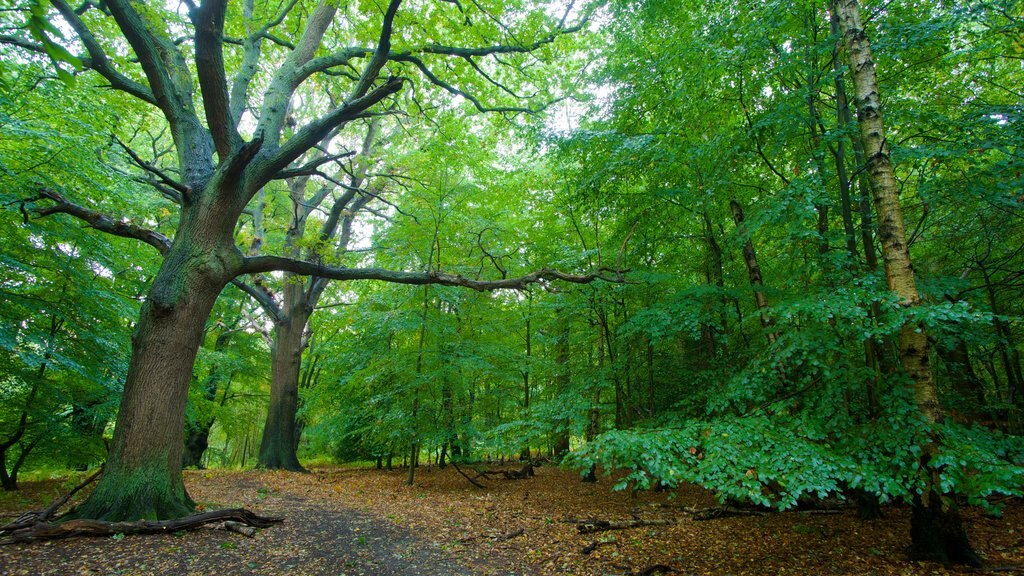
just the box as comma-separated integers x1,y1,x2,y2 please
0,465,1021,575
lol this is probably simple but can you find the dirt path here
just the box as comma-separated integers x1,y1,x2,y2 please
0,477,498,576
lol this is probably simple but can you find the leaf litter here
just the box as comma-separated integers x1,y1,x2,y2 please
0,466,1021,575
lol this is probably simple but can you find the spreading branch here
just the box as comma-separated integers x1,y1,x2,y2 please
241,256,622,291
49,0,157,105
29,189,171,255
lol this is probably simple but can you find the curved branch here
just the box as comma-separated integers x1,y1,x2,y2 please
351,0,402,99
393,54,535,113
241,256,621,291
50,0,157,105
111,136,190,196
229,279,281,322
255,77,403,184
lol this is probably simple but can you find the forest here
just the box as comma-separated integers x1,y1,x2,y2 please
0,0,1022,574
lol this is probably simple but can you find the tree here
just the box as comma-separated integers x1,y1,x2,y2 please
835,0,980,565
3,0,606,521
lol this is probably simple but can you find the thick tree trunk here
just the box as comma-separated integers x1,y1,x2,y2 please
72,234,235,520
835,0,980,566
258,312,308,471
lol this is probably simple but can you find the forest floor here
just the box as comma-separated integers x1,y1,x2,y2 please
0,465,1022,575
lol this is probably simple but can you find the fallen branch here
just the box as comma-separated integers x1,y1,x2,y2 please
682,506,768,521
582,539,617,554
0,467,103,532
577,518,674,534
0,508,282,545
221,520,258,537
450,460,487,489
497,527,525,541
474,463,534,481
636,565,674,576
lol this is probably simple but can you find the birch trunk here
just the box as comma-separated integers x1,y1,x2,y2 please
835,0,981,566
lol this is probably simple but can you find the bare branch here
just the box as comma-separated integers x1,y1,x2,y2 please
229,279,282,322
241,256,622,291
44,1,158,105
393,54,535,114
111,136,191,196
256,77,403,184
29,189,171,255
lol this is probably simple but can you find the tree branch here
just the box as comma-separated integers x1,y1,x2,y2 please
111,136,191,197
29,189,171,255
229,279,281,322
351,0,402,99
256,77,403,184
241,256,621,291
191,0,235,158
392,54,535,113
49,0,157,105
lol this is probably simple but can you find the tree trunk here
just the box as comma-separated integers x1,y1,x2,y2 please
72,232,236,521
835,0,980,566
553,312,571,461
730,199,777,344
258,311,308,471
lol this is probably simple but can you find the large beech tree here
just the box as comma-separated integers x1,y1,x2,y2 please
5,0,605,521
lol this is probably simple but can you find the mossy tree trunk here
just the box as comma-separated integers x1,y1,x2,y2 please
835,0,981,566
74,197,243,520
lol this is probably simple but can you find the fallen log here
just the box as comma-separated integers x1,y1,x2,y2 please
221,521,258,537
0,508,283,545
577,518,673,534
474,463,534,481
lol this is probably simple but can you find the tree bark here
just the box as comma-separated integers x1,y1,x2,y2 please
72,227,240,520
835,0,980,566
730,199,777,344
257,311,308,471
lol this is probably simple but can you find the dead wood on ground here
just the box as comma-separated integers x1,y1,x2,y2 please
474,463,535,481
576,518,674,533
0,508,283,545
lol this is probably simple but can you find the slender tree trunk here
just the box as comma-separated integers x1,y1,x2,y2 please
730,199,777,344
836,0,980,565
553,312,572,460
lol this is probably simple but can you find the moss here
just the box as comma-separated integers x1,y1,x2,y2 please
66,460,195,522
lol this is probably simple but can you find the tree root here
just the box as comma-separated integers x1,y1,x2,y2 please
1,508,283,545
